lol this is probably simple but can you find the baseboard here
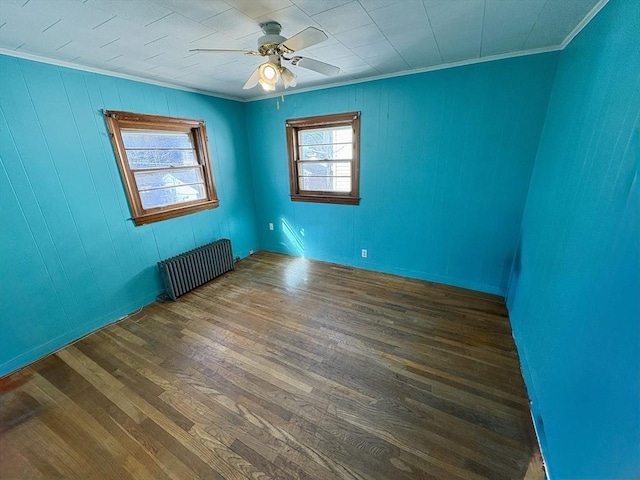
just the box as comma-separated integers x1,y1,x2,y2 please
259,246,506,297
0,293,157,378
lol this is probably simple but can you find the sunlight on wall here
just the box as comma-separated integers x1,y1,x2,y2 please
280,217,305,256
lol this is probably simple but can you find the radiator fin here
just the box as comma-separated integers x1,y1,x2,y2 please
157,238,234,300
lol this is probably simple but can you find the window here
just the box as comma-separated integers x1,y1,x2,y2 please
286,111,360,205
104,110,219,226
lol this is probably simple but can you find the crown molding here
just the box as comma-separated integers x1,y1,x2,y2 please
560,0,609,49
244,45,563,102
0,47,243,102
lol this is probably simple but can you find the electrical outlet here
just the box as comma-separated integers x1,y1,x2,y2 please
361,249,368,258
268,222,274,231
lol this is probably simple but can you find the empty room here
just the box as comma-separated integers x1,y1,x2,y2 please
0,0,638,479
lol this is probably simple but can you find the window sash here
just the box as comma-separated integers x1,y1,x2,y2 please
286,111,360,205
104,110,219,225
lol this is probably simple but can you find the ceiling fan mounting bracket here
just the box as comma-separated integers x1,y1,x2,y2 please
259,22,282,35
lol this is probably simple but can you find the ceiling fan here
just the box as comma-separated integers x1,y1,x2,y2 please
191,22,340,92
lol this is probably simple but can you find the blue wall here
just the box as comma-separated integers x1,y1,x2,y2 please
246,54,558,295
0,55,259,376
2,5,637,476
507,0,640,478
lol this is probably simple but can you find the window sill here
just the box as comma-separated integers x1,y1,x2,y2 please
132,200,219,226
290,194,360,205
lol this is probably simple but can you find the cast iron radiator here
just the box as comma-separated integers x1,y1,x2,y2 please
157,238,234,300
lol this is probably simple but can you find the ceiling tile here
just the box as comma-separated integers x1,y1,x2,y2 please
201,8,262,39
152,0,231,21
0,0,111,52
148,65,195,78
368,1,428,37
311,1,372,35
365,53,410,74
352,39,398,60
13,0,115,29
368,1,440,67
334,23,386,49
291,0,352,16
189,31,251,50
358,0,402,12
85,0,173,25
339,63,378,79
308,43,355,62
0,0,22,14
525,0,599,49
482,0,546,56
230,0,293,19
87,16,158,45
333,54,371,69
423,0,484,62
189,54,241,71
393,38,442,69
145,13,215,43
214,64,259,81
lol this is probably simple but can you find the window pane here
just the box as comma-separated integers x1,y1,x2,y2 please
139,183,206,209
121,130,193,149
299,126,352,145
126,149,197,169
300,144,352,160
134,168,203,191
299,162,351,177
299,176,351,192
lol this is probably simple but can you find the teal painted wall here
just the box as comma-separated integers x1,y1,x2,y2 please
507,0,640,477
3,7,637,476
0,55,259,376
246,54,558,295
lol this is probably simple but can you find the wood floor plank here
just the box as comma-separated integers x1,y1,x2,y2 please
0,252,543,479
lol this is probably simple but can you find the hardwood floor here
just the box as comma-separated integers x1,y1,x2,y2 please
0,252,544,480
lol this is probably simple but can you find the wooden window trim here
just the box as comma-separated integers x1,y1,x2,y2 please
286,111,360,205
104,110,219,226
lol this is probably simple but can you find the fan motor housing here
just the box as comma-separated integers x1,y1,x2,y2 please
257,22,286,55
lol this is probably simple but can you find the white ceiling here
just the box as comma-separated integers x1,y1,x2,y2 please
0,0,604,101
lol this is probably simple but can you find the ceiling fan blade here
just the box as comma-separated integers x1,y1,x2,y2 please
279,27,328,53
289,56,340,76
242,66,261,89
190,48,261,56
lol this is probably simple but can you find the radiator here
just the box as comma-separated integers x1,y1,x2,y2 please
157,238,234,300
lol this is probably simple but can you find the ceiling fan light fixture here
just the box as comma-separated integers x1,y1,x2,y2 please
281,67,297,89
259,62,280,85
258,80,277,91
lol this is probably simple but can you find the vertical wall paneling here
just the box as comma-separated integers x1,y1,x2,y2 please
507,0,640,477
246,53,559,295
0,55,259,376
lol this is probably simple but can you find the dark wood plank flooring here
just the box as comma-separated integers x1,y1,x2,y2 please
0,252,544,479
